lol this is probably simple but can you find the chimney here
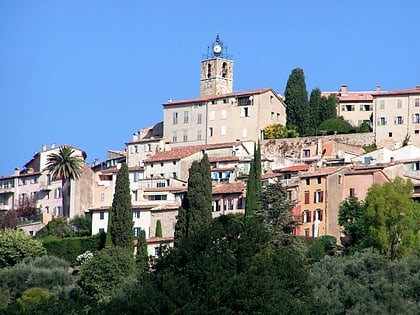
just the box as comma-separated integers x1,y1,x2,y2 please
133,133,138,142
416,85,420,90
376,85,381,92
42,144,47,151
340,84,348,96
51,143,56,149
14,167,20,175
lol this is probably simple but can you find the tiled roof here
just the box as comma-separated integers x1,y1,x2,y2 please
372,87,420,96
261,172,281,179
322,91,373,102
212,182,244,194
300,166,343,177
276,164,310,173
208,156,240,163
143,186,187,193
128,166,144,172
163,88,278,106
144,142,242,163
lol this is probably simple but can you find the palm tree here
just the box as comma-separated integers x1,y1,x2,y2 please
44,145,85,217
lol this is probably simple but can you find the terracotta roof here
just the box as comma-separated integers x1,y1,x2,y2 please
322,91,373,102
300,166,343,178
128,166,144,172
208,156,240,163
144,142,242,163
261,172,281,180
212,182,244,194
276,164,310,173
100,167,119,174
163,88,278,106
211,167,235,172
372,87,420,96
143,186,187,193
126,137,163,145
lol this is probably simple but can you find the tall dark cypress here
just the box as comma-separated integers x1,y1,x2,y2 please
110,162,133,249
284,68,309,136
174,153,212,243
245,143,262,217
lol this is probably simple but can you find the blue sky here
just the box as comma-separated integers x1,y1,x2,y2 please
1,1,419,175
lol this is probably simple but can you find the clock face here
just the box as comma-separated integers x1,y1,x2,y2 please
213,44,222,55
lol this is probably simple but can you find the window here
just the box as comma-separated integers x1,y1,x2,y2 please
413,114,420,123
208,127,213,137
415,98,420,107
303,210,311,223
99,228,105,234
238,96,253,106
341,104,355,111
211,100,217,105
172,172,177,179
134,227,141,237
197,113,202,124
360,104,373,111
100,192,105,201
221,109,227,120
271,112,274,119
134,172,140,182
415,130,420,135
303,149,311,157
197,130,202,140
183,130,188,142
54,188,61,199
227,199,234,210
133,210,141,219
240,107,249,117
221,125,226,136
349,188,356,197
389,132,393,137
305,178,310,185
242,128,248,138
148,195,167,201
338,175,342,184
100,211,105,220
317,177,321,184
395,116,404,125
304,191,310,204
313,209,323,221
209,111,215,120
314,190,324,203
397,99,402,108
277,113,280,121
172,131,177,142
380,100,385,109
154,247,161,256
173,112,178,124
223,98,229,104
183,111,189,123
304,228,310,238
378,117,387,126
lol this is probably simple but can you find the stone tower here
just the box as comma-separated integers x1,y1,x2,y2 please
200,35,234,97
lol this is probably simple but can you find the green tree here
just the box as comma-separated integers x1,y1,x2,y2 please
35,217,73,239
155,220,162,237
338,197,367,253
69,215,92,236
257,179,296,233
245,143,262,217
364,177,420,260
284,68,309,135
0,229,46,268
79,246,135,304
263,123,299,139
0,210,18,229
43,145,85,217
110,163,133,249
174,154,212,242
136,230,148,271
16,287,52,312
308,88,323,135
318,117,354,134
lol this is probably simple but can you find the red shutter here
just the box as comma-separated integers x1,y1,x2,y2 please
319,210,323,221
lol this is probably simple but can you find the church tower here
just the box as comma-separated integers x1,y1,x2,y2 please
200,35,234,97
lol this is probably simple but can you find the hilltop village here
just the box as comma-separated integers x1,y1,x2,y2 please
2,35,420,255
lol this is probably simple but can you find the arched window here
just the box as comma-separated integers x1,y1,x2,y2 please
207,64,212,78
222,62,228,78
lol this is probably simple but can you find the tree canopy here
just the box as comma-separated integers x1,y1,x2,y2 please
245,143,262,217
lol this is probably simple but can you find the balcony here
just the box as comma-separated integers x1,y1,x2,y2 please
0,187,14,194
39,183,53,191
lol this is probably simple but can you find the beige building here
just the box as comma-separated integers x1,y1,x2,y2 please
323,84,374,128
163,36,286,147
373,86,420,149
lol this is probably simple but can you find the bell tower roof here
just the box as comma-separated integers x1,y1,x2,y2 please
202,35,233,61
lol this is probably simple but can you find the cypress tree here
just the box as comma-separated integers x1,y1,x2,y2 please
155,220,163,237
245,143,262,217
105,207,112,247
110,162,133,249
174,154,212,243
136,229,148,271
284,68,309,135
309,88,323,135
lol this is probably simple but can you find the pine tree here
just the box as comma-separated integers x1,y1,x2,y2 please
110,162,133,249
155,220,163,237
245,143,262,217
284,68,309,135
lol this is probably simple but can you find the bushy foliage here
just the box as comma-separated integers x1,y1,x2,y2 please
155,220,162,237
78,246,136,304
263,123,298,139
0,211,18,229
318,117,354,134
35,217,73,238
310,249,420,314
0,229,46,268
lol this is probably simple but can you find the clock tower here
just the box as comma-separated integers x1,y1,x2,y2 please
200,35,234,97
